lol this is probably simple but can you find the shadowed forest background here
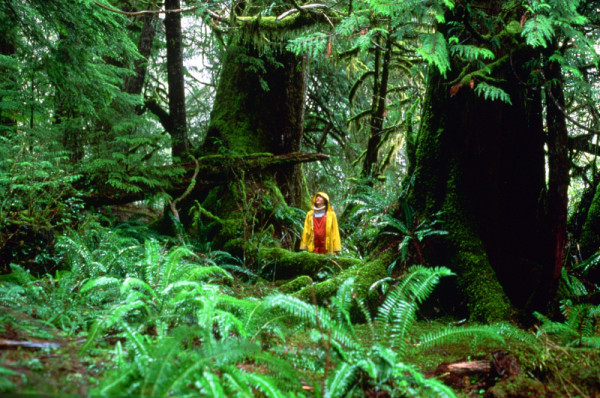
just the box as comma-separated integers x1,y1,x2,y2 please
1,0,600,396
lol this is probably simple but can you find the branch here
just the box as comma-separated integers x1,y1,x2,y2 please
79,152,330,207
144,99,171,132
94,1,199,16
276,3,331,21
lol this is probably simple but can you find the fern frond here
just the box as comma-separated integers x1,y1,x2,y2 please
521,14,555,48
222,370,255,398
474,82,512,104
120,277,158,299
332,276,356,331
392,362,458,397
141,336,182,397
451,44,495,61
388,300,418,350
418,325,505,349
417,32,450,77
325,362,359,398
244,372,286,398
198,370,227,398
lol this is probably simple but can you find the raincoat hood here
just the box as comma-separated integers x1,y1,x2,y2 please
311,192,333,211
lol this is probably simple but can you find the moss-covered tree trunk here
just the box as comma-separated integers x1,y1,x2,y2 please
579,183,600,284
185,42,309,252
203,44,308,207
407,3,553,322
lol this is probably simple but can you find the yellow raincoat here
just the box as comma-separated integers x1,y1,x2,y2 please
300,192,341,254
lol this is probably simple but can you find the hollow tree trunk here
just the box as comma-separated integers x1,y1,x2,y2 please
408,4,551,322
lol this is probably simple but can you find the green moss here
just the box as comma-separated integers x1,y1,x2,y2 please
295,257,388,317
259,247,361,280
486,375,547,398
579,182,600,258
279,275,313,294
505,20,522,35
441,163,513,323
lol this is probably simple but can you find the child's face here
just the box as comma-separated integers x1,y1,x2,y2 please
315,195,325,206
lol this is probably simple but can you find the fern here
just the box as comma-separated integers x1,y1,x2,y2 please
521,14,555,48
418,324,505,348
324,362,359,398
417,32,451,77
535,300,600,348
450,44,495,61
474,82,512,105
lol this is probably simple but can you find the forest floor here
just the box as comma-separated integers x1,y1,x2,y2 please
2,280,600,397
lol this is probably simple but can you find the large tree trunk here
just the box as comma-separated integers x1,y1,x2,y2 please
186,43,309,252
408,3,551,322
203,44,308,207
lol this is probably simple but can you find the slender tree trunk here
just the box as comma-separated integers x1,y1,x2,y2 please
164,0,188,159
0,24,16,132
55,33,84,163
125,13,158,97
361,28,392,180
545,51,570,307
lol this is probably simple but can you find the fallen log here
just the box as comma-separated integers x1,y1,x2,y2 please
0,339,63,350
436,360,492,376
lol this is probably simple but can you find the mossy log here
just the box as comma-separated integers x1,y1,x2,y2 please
80,152,328,207
295,257,389,314
259,247,361,280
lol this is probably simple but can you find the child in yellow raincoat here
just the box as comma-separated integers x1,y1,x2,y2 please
300,192,341,254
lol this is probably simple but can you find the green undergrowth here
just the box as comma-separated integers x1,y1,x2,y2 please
1,222,599,397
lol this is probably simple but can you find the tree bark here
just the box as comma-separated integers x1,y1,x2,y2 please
361,27,393,181
125,12,158,97
55,33,84,163
203,44,308,207
0,18,16,131
545,51,570,308
164,0,189,159
408,3,550,321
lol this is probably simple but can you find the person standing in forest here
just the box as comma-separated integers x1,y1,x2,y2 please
300,192,341,254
